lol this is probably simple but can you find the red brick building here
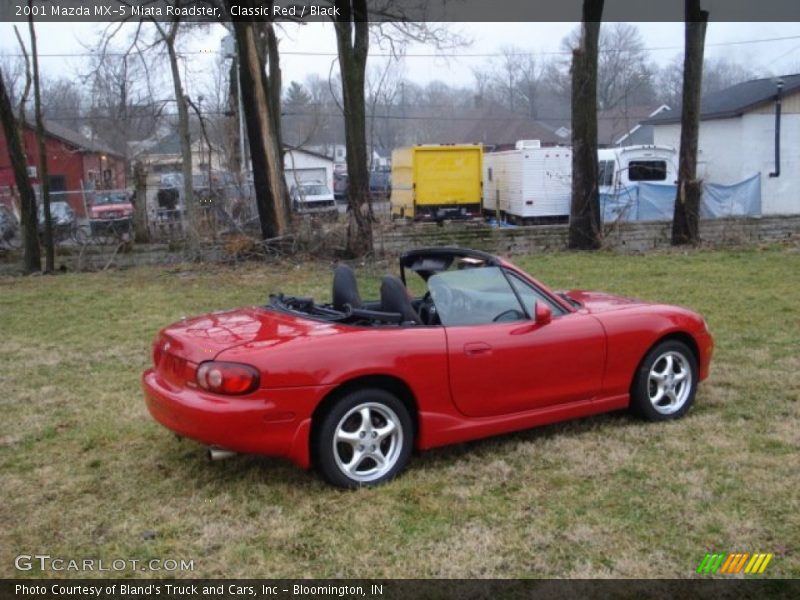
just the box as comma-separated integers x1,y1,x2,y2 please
0,120,126,217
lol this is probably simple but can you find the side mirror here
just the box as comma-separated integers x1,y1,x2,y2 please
534,302,552,326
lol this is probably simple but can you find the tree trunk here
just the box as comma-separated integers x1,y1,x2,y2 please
29,14,54,272
227,57,243,175
162,34,199,254
0,70,40,273
672,1,708,246
262,20,290,226
334,0,373,257
132,160,149,243
568,0,604,251
232,16,288,240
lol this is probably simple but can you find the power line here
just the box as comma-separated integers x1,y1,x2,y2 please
37,110,641,123
3,34,800,59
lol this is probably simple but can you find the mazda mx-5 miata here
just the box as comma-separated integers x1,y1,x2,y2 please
143,247,713,488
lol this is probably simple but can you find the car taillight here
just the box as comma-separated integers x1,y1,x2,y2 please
196,362,259,395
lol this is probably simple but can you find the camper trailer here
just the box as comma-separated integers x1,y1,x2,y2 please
597,145,678,193
483,140,572,223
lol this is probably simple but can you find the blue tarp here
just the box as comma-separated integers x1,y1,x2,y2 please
701,173,762,218
600,174,761,223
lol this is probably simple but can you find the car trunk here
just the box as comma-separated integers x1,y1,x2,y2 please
152,307,334,386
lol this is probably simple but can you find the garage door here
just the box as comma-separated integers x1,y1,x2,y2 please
285,168,327,190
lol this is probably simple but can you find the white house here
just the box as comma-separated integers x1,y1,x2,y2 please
644,74,800,215
283,147,335,194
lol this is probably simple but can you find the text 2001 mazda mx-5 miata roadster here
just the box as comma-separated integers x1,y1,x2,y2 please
143,247,713,488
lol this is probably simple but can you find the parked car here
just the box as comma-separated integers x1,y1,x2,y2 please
38,201,77,241
89,191,133,236
0,205,19,246
143,247,714,488
333,171,348,201
369,168,391,199
290,181,337,214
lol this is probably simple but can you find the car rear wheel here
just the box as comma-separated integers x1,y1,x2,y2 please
631,340,698,421
314,389,413,488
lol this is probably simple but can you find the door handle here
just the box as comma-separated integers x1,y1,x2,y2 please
464,342,492,356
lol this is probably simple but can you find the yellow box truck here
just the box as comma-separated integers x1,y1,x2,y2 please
391,144,483,220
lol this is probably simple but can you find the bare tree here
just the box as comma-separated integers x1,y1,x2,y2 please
231,13,290,239
83,50,160,156
150,17,199,253
492,46,523,112
38,77,84,130
672,0,709,245
29,13,54,272
471,66,491,107
658,54,754,107
0,53,26,108
366,59,403,165
0,69,40,272
333,5,467,255
555,23,654,111
568,1,604,251
516,53,547,119
333,0,373,256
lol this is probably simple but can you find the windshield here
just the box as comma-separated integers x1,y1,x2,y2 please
94,192,129,205
298,184,330,196
428,266,526,326
39,202,73,219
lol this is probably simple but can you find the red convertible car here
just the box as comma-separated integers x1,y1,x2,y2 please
143,247,713,488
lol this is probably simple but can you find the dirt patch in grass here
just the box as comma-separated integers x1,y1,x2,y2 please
0,247,798,578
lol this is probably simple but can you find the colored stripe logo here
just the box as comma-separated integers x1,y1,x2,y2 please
697,553,773,574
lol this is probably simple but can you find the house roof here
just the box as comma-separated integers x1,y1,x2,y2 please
644,73,800,125
429,106,569,147
283,145,334,162
597,104,670,145
146,131,182,156
29,119,122,158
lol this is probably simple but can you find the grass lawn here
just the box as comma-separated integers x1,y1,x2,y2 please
0,246,798,578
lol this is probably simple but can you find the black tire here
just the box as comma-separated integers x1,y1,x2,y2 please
314,388,414,488
631,340,698,421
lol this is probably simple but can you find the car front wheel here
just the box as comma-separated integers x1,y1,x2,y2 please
631,340,698,421
314,389,413,488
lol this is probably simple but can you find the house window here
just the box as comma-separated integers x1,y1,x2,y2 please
627,160,667,182
598,160,615,186
488,167,493,182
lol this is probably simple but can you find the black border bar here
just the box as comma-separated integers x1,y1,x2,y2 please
1,0,800,23
3,579,800,600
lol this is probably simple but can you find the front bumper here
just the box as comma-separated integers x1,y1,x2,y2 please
697,330,714,382
90,217,132,233
142,369,334,469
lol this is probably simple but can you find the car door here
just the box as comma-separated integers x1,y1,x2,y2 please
431,267,606,418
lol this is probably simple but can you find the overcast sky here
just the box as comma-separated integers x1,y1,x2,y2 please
1,21,799,99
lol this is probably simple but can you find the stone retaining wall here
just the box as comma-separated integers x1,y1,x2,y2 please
374,215,800,256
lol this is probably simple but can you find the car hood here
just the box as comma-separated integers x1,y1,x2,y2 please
563,290,649,313
158,307,338,363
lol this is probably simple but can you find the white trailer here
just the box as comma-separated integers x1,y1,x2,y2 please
597,145,678,193
483,140,572,223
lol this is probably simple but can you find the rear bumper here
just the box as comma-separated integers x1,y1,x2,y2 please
142,369,334,469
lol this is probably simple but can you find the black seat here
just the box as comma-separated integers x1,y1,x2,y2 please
332,264,363,311
380,276,423,325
